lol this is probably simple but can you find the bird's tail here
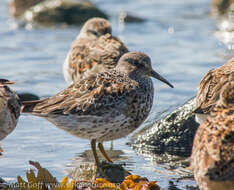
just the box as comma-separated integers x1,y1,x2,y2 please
20,99,44,113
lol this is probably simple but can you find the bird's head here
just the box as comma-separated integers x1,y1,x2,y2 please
80,17,112,39
116,52,174,88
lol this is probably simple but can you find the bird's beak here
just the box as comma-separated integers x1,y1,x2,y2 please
150,70,174,88
5,81,16,85
0,80,16,85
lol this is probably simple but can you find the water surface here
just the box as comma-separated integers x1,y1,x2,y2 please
0,0,231,189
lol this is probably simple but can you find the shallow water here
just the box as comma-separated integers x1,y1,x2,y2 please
0,0,232,189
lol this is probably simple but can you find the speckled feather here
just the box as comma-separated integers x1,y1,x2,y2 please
0,79,21,141
23,70,144,116
64,18,128,84
191,81,234,190
22,52,159,142
194,58,234,114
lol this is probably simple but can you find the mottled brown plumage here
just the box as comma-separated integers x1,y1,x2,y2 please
22,52,174,165
191,81,234,190
0,79,21,152
194,58,234,124
63,17,129,84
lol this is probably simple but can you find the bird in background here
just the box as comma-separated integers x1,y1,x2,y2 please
191,81,234,190
21,52,174,165
63,17,129,85
194,58,234,124
0,79,21,153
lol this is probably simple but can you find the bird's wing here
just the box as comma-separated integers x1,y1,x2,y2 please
21,70,139,117
204,108,234,181
0,85,20,120
67,34,128,82
92,35,129,69
194,63,234,114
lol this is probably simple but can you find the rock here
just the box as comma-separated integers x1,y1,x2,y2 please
8,0,44,17
96,162,131,183
69,161,130,183
23,0,108,26
0,178,6,184
118,11,146,23
17,92,40,102
66,149,129,183
211,0,234,15
129,97,199,158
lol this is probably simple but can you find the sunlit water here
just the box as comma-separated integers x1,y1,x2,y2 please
0,0,233,189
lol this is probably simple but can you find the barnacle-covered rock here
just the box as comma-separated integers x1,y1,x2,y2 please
130,98,199,158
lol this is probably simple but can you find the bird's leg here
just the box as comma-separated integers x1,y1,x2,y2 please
110,141,113,151
98,142,113,163
0,142,3,154
91,139,99,166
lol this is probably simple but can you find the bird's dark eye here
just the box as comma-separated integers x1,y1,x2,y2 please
88,30,99,36
137,63,145,68
104,28,111,34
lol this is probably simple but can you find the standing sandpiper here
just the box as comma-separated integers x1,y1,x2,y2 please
63,17,129,85
22,52,174,165
194,58,234,124
191,81,234,190
0,79,21,153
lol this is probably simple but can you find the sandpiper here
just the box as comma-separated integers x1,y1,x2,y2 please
194,58,234,124
0,79,21,153
22,52,174,165
63,17,129,85
191,81,234,190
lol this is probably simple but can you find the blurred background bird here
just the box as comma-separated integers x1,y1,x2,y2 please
63,17,129,85
0,79,21,154
191,81,234,190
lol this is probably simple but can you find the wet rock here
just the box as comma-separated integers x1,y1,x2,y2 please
23,0,108,26
130,97,199,158
118,11,146,23
8,0,44,17
211,0,234,15
168,181,199,190
132,146,191,169
168,181,181,190
69,161,130,183
0,178,5,184
17,92,40,101
96,162,131,183
67,149,129,183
